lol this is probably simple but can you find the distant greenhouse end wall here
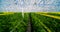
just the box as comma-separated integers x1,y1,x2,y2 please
0,0,60,12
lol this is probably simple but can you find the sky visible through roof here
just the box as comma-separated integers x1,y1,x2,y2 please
0,0,60,12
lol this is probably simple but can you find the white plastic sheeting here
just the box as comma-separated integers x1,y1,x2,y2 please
0,0,60,12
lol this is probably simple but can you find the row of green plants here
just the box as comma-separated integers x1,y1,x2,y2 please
0,13,29,32
31,13,60,32
47,13,60,16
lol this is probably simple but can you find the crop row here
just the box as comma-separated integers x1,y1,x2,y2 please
0,13,28,32
30,13,60,32
46,13,60,17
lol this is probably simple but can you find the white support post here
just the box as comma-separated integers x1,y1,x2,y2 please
22,8,24,18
